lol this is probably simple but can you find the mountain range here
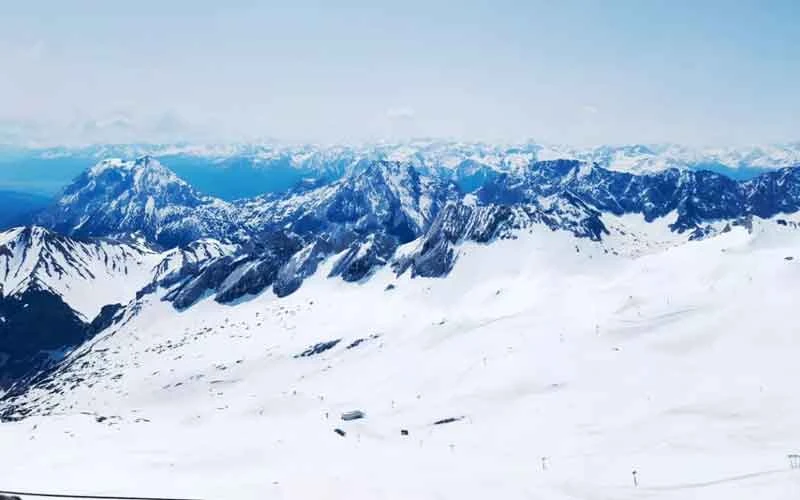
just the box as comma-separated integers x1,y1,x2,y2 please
3,140,800,201
1,151,800,498
0,154,797,393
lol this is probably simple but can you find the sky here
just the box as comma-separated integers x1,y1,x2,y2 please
0,0,799,146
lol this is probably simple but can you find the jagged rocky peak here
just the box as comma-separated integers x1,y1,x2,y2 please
36,156,239,248
357,159,421,189
329,159,460,238
393,192,609,279
154,160,464,307
0,225,157,317
476,159,800,236
150,238,239,286
239,158,459,244
77,156,202,207
91,155,189,185
0,225,55,251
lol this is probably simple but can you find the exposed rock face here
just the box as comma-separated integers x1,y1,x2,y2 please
0,286,89,391
163,255,241,310
273,239,332,297
329,233,398,282
36,156,241,248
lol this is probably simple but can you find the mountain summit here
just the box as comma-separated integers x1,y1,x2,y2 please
36,156,240,247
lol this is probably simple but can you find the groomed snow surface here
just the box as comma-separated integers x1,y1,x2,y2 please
3,221,800,499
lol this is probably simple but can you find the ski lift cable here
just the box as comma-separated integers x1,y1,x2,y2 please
0,489,202,500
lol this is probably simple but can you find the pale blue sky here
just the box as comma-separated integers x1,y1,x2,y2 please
1,0,798,145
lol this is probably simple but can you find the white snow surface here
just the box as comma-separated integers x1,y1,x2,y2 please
2,220,800,498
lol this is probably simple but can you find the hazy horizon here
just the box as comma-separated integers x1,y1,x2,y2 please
2,0,799,146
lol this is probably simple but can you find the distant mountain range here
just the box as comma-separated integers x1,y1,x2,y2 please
1,141,799,200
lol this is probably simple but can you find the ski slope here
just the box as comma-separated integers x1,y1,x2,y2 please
2,220,800,499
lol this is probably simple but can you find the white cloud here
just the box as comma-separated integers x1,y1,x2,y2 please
0,111,219,147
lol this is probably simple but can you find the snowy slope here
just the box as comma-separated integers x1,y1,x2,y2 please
2,216,800,499
0,226,160,320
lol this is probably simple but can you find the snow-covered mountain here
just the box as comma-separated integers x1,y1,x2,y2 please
28,156,800,302
0,226,162,390
157,160,461,308
472,160,800,234
35,157,242,247
2,152,800,498
0,225,157,318
5,141,800,202
535,143,800,175
22,140,800,173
